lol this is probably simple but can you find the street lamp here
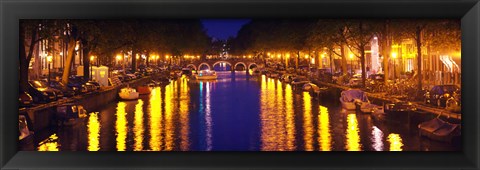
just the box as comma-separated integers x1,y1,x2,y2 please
349,53,354,74
90,55,95,80
116,54,122,67
391,52,398,81
47,56,52,83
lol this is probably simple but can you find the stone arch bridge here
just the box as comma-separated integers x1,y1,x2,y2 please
184,59,260,72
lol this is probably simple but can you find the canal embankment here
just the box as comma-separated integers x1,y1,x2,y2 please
309,79,461,120
267,69,461,120
19,76,154,132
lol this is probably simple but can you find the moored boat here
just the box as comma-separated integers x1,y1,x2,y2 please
137,85,152,95
418,118,461,143
56,103,88,126
339,89,380,113
195,70,217,80
119,87,139,100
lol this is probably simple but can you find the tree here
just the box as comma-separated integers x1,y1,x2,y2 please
343,19,380,88
19,20,56,91
308,19,349,74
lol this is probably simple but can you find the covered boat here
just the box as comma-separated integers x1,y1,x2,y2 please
418,118,461,143
137,85,152,95
195,70,217,80
19,115,31,140
339,89,376,112
119,87,139,100
384,101,417,113
56,104,88,126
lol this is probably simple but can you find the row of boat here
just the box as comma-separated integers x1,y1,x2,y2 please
339,88,460,143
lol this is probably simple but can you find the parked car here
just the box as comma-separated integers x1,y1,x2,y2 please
348,78,363,88
86,81,100,91
67,76,88,94
19,90,33,107
446,90,461,113
27,80,57,103
84,82,96,92
424,85,460,107
126,73,137,80
134,72,143,78
368,74,385,83
281,74,296,83
46,80,76,97
37,80,64,98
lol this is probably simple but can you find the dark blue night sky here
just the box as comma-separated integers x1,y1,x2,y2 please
201,19,251,41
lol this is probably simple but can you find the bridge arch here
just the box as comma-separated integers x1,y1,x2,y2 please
212,61,232,67
186,64,197,70
234,62,247,70
248,63,258,70
198,63,211,70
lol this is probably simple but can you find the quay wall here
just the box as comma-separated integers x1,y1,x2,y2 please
20,76,153,132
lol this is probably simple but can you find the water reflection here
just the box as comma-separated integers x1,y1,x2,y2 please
205,82,213,150
149,87,162,151
179,77,190,150
115,102,127,151
346,114,361,151
285,84,296,151
87,112,100,151
164,84,174,151
388,133,404,151
318,105,332,151
371,126,384,151
303,92,314,151
37,134,59,151
134,100,144,151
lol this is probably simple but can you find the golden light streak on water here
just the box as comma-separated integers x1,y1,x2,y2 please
371,126,384,151
284,84,296,151
37,134,59,151
205,82,213,151
179,77,190,151
346,114,361,151
303,92,314,151
115,102,127,151
260,78,290,151
133,100,144,151
318,105,332,151
164,84,175,151
87,112,100,151
149,87,162,151
260,76,277,151
275,80,287,150
388,133,404,151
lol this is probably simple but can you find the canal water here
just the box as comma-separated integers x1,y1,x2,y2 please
29,71,460,151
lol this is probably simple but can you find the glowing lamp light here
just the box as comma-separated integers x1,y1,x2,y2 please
305,54,309,59
349,53,354,59
391,52,398,59
277,54,281,58
197,55,200,58
267,52,271,56
116,55,122,61
248,55,252,58
321,54,325,58
46,56,53,63
90,55,95,61
166,55,169,59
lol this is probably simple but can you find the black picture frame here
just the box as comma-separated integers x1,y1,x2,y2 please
1,0,479,169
